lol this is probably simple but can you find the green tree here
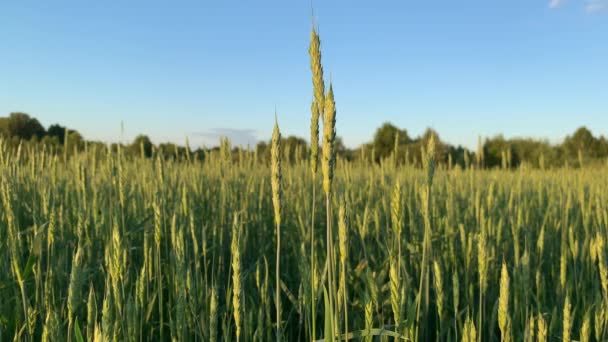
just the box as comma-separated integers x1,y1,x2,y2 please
47,124,68,144
5,112,45,140
404,128,447,167
0,117,8,136
563,127,599,161
159,142,179,159
483,135,511,169
510,138,556,168
131,135,154,158
65,131,85,152
446,145,471,169
372,122,411,161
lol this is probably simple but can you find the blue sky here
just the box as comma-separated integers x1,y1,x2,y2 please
1,0,607,149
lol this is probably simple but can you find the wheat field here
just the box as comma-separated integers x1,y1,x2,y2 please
0,138,607,341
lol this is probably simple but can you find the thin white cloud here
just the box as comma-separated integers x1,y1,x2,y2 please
586,0,608,12
193,128,259,147
548,0,608,13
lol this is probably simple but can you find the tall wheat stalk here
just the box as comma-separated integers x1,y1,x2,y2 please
391,182,402,275
67,245,84,342
153,154,164,341
478,229,487,342
416,134,436,340
537,314,547,342
209,286,218,342
231,214,243,342
309,24,324,340
322,82,337,339
390,254,402,334
271,117,282,341
563,294,571,342
452,268,460,339
338,200,348,338
432,260,444,336
498,262,510,342
463,314,477,342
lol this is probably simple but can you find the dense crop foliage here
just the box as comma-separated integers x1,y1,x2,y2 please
0,138,607,341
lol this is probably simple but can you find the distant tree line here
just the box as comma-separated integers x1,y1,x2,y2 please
0,112,86,151
1,112,607,168
357,122,608,169
0,112,207,161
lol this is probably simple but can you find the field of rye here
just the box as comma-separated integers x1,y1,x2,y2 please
1,27,608,342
